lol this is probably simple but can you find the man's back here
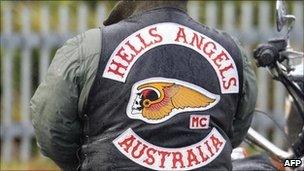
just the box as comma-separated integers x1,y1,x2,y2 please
82,6,243,171
31,1,257,170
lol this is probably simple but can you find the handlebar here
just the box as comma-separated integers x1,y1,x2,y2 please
251,38,304,161
246,127,293,161
289,75,304,82
253,44,279,67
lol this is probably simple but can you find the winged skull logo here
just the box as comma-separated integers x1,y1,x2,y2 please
126,78,220,124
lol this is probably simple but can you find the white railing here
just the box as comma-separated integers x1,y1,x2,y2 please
0,1,303,162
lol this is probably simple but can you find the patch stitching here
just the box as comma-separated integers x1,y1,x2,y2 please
113,128,226,170
189,115,210,129
102,22,239,94
126,77,220,124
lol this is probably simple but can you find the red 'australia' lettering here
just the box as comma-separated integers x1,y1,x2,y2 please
118,135,136,153
187,149,200,167
158,150,171,168
172,152,185,169
143,147,157,165
131,140,148,159
113,128,226,170
196,145,210,162
204,140,215,157
210,134,224,152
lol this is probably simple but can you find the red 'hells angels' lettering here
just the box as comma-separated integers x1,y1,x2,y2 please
102,22,239,94
113,128,226,170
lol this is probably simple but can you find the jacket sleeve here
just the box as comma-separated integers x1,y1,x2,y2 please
231,43,258,148
30,28,101,170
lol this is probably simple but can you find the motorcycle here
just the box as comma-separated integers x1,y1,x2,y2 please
232,0,304,170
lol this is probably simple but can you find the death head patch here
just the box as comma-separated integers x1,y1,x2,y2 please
126,77,220,124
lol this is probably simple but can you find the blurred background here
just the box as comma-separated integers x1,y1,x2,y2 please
0,1,303,170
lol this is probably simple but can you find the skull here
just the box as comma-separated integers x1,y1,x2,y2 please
131,93,143,115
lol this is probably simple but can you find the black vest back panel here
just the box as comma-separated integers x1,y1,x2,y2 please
82,8,243,171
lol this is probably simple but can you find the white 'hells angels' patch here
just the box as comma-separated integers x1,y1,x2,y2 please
113,128,226,171
102,22,239,94
126,78,220,124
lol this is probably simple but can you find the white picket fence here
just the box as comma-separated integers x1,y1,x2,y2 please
0,1,303,162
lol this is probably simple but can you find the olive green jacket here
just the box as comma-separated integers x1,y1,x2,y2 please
31,3,257,169
31,27,257,169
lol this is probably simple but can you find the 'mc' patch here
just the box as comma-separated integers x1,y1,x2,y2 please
102,22,239,94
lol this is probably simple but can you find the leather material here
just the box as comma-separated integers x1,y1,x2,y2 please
81,7,243,171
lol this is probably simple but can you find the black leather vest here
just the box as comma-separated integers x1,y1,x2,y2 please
81,8,243,171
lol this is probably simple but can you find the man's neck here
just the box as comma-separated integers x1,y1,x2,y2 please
104,1,187,26
133,1,187,15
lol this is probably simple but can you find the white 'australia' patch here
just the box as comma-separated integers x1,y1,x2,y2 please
113,128,226,170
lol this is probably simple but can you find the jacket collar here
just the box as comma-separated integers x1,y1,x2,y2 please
103,1,188,26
